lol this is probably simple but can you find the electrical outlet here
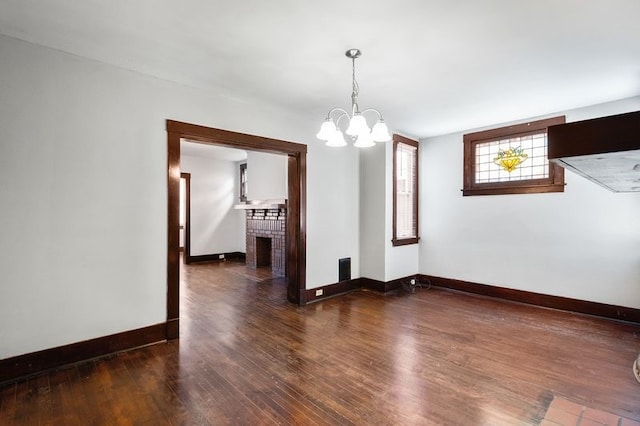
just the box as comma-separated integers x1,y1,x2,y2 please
219,254,225,259
315,289,323,297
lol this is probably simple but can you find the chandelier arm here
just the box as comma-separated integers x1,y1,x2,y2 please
360,108,384,120
334,111,351,128
326,107,350,120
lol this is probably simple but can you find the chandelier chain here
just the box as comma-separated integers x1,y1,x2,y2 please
351,56,359,113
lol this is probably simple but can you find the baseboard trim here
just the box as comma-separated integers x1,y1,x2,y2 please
187,252,246,264
0,322,168,385
166,318,179,340
304,279,359,303
360,276,415,293
422,274,640,324
305,274,420,303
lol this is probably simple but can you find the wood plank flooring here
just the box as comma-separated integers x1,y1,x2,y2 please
1,259,640,425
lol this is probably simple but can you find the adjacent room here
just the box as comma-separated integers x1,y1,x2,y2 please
1,1,639,424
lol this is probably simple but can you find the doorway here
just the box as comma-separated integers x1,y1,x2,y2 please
179,173,190,257
166,120,307,340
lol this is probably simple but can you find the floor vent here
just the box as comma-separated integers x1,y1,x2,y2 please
338,258,351,282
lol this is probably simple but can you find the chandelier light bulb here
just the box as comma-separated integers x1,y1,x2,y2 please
353,131,375,148
371,120,391,142
326,129,347,147
346,114,370,136
316,119,336,141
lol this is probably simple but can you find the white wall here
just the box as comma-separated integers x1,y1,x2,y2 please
181,155,244,255
358,138,421,282
359,143,386,281
306,143,360,287
419,96,640,308
0,35,360,359
384,139,420,281
245,151,287,200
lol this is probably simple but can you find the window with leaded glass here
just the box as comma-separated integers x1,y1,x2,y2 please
463,116,565,196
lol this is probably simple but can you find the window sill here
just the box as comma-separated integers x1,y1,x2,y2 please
462,182,565,196
392,237,419,247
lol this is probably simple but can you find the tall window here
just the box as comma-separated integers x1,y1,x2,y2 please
463,116,565,196
393,134,419,246
239,163,247,202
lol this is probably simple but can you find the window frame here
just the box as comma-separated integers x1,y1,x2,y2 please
462,116,566,196
392,134,419,247
239,162,247,202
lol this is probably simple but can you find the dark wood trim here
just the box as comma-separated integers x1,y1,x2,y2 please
463,116,566,196
548,110,640,159
287,153,307,304
392,134,420,247
464,116,566,142
167,120,307,315
422,274,640,324
462,183,565,196
0,323,167,386
188,252,246,263
359,277,387,293
304,279,359,303
391,237,420,247
304,274,421,302
360,275,417,293
166,319,179,340
226,252,246,261
180,172,191,264
167,120,307,154
167,131,181,338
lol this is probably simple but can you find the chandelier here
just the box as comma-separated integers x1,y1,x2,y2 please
316,49,391,147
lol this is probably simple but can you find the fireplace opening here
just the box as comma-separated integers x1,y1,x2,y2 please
255,237,272,268
242,206,286,277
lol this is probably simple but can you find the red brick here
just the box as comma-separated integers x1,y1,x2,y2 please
548,397,583,417
583,407,622,425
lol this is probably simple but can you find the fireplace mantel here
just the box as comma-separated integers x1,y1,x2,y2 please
234,199,287,210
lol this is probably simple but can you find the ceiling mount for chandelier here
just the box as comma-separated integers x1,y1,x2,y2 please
316,48,391,148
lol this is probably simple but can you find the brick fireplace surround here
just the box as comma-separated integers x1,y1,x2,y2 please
245,206,286,276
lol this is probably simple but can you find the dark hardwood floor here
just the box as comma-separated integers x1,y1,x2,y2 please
1,259,640,425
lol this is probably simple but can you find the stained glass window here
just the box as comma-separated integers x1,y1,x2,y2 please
463,116,566,196
475,133,549,183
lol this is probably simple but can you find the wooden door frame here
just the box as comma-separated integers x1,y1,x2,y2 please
166,120,307,339
179,172,191,262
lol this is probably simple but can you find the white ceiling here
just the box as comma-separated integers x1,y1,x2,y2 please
1,0,639,138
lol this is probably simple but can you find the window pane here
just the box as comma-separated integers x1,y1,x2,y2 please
396,142,417,239
474,132,550,183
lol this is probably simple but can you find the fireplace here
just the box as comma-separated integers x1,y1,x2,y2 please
239,201,286,277
255,237,272,268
